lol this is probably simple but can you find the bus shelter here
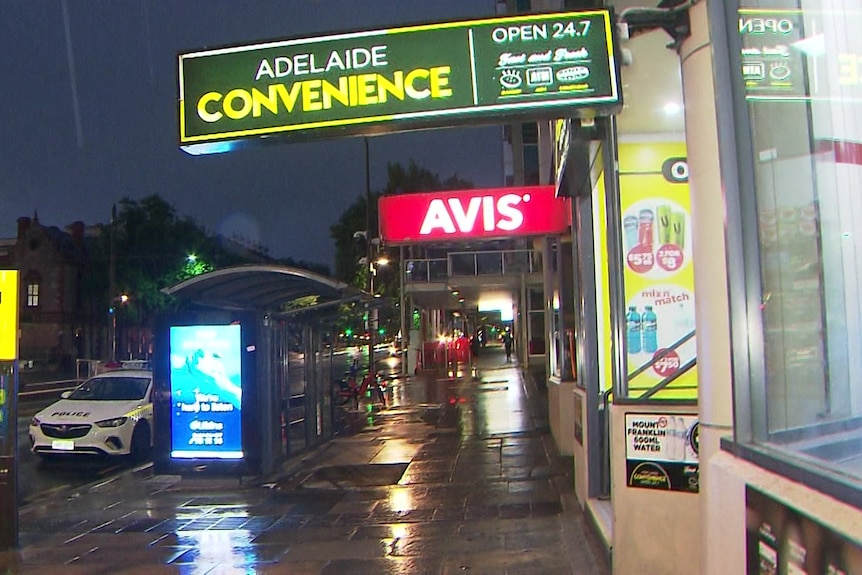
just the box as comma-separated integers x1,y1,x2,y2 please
153,264,365,477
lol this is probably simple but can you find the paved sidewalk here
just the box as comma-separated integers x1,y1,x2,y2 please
0,346,609,574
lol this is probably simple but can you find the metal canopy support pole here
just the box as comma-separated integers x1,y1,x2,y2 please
567,117,609,500
595,115,624,498
603,116,626,399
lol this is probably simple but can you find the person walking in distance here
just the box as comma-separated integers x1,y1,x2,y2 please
503,329,513,362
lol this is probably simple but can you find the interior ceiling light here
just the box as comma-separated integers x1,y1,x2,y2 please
664,102,681,115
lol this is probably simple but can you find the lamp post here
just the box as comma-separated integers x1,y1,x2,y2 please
364,136,373,376
110,294,128,362
358,253,388,375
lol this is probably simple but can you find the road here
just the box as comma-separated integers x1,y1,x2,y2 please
12,344,398,505
15,377,143,506
15,413,142,505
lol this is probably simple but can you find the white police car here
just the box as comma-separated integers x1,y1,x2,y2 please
29,368,154,460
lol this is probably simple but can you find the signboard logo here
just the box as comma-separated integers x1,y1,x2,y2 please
419,193,527,236
557,66,590,83
379,186,570,244
662,157,689,183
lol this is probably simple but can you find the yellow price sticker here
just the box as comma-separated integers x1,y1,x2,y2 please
0,389,5,405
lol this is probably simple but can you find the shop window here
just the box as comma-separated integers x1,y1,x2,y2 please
528,311,545,355
521,122,538,145
528,287,545,355
523,146,540,185
734,2,862,487
521,122,540,185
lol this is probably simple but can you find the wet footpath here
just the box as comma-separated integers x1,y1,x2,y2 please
0,346,610,574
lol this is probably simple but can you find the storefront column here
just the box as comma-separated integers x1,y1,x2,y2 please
679,1,735,569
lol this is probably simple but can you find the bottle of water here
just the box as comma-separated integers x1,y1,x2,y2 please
642,305,658,353
626,306,641,354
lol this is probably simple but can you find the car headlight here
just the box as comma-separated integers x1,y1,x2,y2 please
30,416,41,427
95,416,129,428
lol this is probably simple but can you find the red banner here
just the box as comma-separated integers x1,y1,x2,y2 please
379,185,570,244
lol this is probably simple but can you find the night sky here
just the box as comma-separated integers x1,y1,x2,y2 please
0,1,505,269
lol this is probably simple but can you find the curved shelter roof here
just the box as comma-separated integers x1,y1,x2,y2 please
163,264,365,315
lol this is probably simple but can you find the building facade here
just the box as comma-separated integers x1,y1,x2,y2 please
521,1,862,573
3,215,97,367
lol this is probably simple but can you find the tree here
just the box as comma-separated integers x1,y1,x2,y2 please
329,160,474,340
84,197,211,328
330,160,474,286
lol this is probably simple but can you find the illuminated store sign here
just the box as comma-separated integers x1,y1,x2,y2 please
170,324,243,460
178,10,621,152
379,185,569,244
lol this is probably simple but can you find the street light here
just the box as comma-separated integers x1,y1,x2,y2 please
358,251,388,375
110,294,129,362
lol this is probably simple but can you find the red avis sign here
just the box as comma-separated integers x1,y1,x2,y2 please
379,186,570,244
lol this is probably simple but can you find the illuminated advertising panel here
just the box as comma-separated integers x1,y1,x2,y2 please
0,271,18,361
378,185,569,244
619,143,697,400
169,324,243,459
178,10,621,152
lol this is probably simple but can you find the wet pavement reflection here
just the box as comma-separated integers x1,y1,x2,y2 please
0,345,609,574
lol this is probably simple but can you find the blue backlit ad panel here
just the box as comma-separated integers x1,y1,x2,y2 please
170,324,243,459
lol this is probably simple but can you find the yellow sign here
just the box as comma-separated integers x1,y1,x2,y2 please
619,143,697,400
0,271,19,360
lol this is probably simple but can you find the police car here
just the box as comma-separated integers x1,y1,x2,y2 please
29,367,154,460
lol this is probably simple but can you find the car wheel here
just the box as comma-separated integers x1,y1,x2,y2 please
129,423,151,463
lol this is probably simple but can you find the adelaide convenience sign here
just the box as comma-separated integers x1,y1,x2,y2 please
379,186,570,244
178,10,621,153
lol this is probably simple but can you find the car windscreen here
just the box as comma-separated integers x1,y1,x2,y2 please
68,376,150,401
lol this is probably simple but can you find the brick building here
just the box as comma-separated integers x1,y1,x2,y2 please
0,214,102,367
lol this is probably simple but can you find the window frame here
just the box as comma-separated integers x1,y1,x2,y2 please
26,278,40,308
717,0,862,508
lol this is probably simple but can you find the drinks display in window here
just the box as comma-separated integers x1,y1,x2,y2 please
642,306,658,354
626,306,642,354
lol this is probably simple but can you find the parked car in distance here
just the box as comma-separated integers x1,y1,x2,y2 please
29,368,153,461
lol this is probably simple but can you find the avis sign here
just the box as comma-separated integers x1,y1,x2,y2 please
379,186,570,244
